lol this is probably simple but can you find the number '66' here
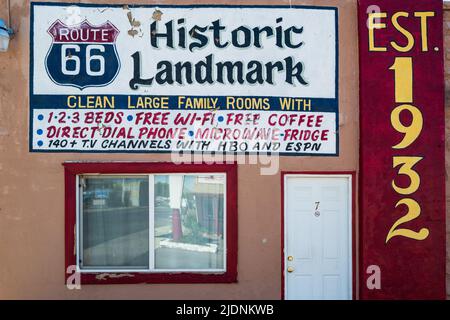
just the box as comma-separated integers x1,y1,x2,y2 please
61,44,105,76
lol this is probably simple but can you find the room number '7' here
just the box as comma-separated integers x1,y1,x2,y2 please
386,57,429,243
61,44,105,76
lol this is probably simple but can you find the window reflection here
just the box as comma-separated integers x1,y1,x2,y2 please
154,175,225,270
80,174,226,271
81,176,149,269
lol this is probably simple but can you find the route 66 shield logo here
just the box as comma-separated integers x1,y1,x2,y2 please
45,20,120,90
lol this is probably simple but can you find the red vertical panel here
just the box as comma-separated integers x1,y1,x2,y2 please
358,0,446,299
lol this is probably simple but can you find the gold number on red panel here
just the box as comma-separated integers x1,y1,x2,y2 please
387,56,428,243
392,156,423,195
389,57,413,103
391,104,423,149
386,198,429,243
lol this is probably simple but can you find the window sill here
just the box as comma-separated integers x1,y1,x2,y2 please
77,271,237,285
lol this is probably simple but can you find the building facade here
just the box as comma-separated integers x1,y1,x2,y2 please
0,0,448,299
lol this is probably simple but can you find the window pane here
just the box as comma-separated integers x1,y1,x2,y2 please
154,175,225,270
81,176,149,269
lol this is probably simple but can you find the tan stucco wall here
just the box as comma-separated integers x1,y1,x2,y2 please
0,0,359,299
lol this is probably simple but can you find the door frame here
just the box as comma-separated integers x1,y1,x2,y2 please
281,171,357,300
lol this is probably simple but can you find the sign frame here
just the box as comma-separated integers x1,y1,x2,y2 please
29,2,339,156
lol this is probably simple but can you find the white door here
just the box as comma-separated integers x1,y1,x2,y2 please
284,175,352,300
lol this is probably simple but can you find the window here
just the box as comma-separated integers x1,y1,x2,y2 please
64,162,237,284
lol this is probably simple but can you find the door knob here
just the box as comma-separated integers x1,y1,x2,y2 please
287,256,294,261
287,266,294,273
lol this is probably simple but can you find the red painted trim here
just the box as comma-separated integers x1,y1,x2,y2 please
280,171,357,300
65,169,77,282
63,162,238,285
280,172,285,300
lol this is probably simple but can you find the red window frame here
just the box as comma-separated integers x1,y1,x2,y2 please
64,162,238,285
